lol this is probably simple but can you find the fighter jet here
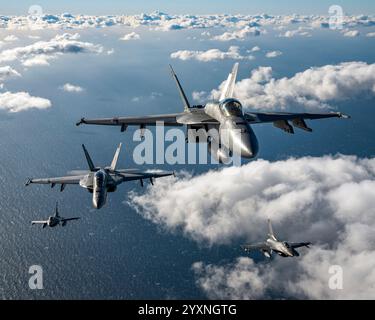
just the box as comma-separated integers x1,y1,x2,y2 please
76,63,349,163
25,143,174,209
241,219,311,258
31,202,80,228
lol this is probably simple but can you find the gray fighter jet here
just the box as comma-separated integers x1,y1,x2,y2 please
76,63,349,163
241,219,311,258
25,143,174,209
31,202,80,228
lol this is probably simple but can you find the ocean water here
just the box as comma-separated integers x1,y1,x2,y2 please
0,25,374,299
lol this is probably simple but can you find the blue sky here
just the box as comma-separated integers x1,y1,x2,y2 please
2,0,375,15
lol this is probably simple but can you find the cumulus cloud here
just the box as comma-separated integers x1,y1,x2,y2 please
0,66,21,81
129,155,375,299
3,35,19,42
212,26,261,41
265,50,282,58
201,61,375,111
279,27,312,37
248,46,260,52
0,33,103,67
366,32,375,37
171,46,254,62
0,91,51,112
343,30,360,37
60,83,84,93
119,32,140,41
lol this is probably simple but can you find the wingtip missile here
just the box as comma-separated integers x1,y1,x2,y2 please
76,118,86,126
25,178,32,186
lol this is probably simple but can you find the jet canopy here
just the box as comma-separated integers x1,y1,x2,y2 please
220,98,243,117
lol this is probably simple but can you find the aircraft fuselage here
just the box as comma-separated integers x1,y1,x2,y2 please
204,98,259,161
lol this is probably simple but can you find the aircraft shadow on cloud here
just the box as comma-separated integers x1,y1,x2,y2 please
25,143,174,209
77,63,350,163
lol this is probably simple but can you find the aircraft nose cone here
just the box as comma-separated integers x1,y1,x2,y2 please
240,132,258,159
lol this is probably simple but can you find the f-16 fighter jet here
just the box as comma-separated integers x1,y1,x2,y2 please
31,202,80,228
26,143,174,209
241,219,311,258
76,63,349,163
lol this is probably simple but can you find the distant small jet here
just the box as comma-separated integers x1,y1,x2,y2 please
25,143,174,209
241,219,311,258
31,202,80,228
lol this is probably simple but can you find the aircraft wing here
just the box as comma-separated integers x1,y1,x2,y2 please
241,242,269,252
31,220,48,225
76,110,219,128
290,242,311,249
76,114,184,127
113,170,174,185
25,175,84,186
61,217,80,222
244,111,349,133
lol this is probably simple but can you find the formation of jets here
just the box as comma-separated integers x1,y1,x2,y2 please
28,63,348,259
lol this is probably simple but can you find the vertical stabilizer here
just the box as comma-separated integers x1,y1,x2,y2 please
268,219,277,240
55,201,59,217
82,144,96,172
110,143,122,171
219,62,239,101
169,64,191,112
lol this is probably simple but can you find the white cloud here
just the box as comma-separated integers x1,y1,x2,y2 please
203,61,375,111
61,83,84,93
248,46,260,52
0,66,21,81
343,30,360,37
171,46,254,62
0,91,51,112
3,35,19,42
119,32,140,41
212,26,261,41
265,50,282,58
366,32,375,37
280,27,312,37
129,155,375,299
0,33,103,67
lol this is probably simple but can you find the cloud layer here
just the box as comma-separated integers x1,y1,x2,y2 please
1,12,374,31
171,46,254,62
129,155,375,299
197,61,375,111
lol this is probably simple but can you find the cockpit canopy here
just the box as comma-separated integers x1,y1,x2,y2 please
220,99,243,117
94,170,105,185
283,242,290,248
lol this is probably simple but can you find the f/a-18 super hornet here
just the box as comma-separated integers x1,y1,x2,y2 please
76,63,349,163
31,202,80,228
241,219,311,258
25,143,174,209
